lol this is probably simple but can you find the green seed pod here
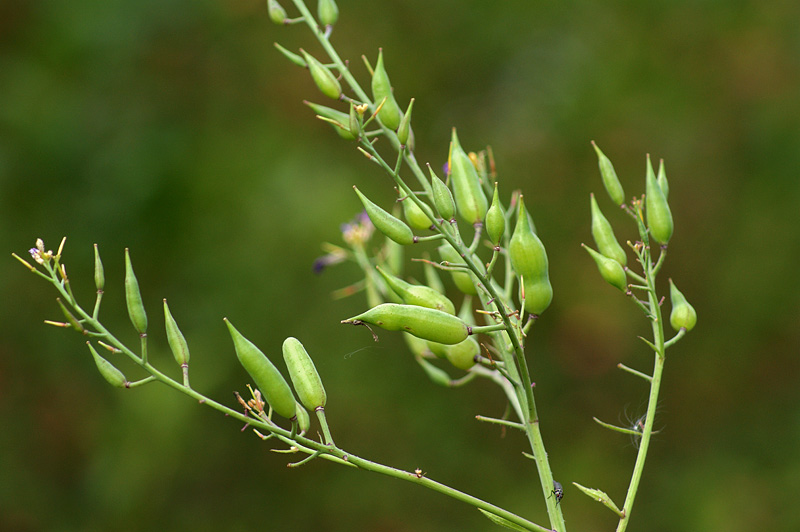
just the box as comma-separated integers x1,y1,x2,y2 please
93,243,104,292
88,342,128,388
403,331,432,357
444,336,479,370
485,183,505,245
397,98,414,147
449,128,489,224
57,298,85,333
590,193,627,266
300,49,341,100
429,164,456,221
582,244,628,292
124,248,147,335
592,141,625,206
163,299,190,366
438,244,478,296
645,154,674,244
267,0,287,24
304,101,356,140
274,42,307,68
317,0,339,26
371,49,402,130
283,337,326,410
400,193,433,231
416,356,452,387
509,197,552,314
354,186,415,245
657,158,669,200
669,279,697,331
376,265,456,314
342,303,470,345
294,401,311,433
225,318,296,419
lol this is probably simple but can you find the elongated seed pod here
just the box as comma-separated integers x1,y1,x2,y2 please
657,158,669,200
400,193,432,231
592,141,625,206
590,193,627,266
267,0,287,24
582,244,628,292
429,165,455,220
669,279,697,331
124,248,147,334
283,337,326,410
376,265,455,314
397,98,414,147
354,186,415,245
509,198,552,314
342,303,470,345
88,342,128,388
163,299,190,366
449,129,488,224
317,0,339,26
485,183,505,245
300,49,341,100
371,49,402,130
645,154,674,244
274,42,307,68
304,101,356,140
225,319,296,419
294,401,311,433
438,244,478,296
93,243,104,292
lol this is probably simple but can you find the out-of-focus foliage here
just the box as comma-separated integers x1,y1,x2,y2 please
1,1,798,531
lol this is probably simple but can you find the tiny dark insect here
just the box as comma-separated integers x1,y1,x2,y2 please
550,480,564,505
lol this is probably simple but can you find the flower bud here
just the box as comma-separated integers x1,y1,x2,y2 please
225,319,297,419
163,299,190,366
124,248,148,335
397,98,414,147
371,49,402,130
590,193,627,266
300,49,341,100
283,337,326,410
449,128,488,224
429,165,455,221
88,342,128,388
317,0,339,26
376,265,455,314
669,279,697,331
509,197,552,314
582,244,627,292
354,186,415,245
485,183,505,245
342,303,470,345
645,154,674,244
592,141,625,206
267,0,287,24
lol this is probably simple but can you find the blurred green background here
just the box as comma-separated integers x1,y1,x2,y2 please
2,1,799,531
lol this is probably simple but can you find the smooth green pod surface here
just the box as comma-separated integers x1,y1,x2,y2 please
163,299,190,366
225,319,297,419
590,193,627,266
444,336,479,370
267,0,287,24
583,244,628,292
300,49,341,100
397,98,414,147
88,342,128,388
317,0,339,26
669,279,697,331
657,158,669,200
645,155,674,244
592,141,625,206
509,198,552,314
371,49,402,130
449,129,488,224
485,183,505,245
283,337,326,410
354,186,415,245
124,248,147,334
93,243,104,292
430,165,456,220
294,401,311,433
400,193,432,231
343,303,470,345
376,265,455,314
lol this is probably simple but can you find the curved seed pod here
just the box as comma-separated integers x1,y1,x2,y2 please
124,248,147,334
645,154,674,244
485,183,505,245
592,141,625,206
669,279,697,331
438,244,478,296
371,49,402,130
400,193,432,231
163,299,190,366
449,128,488,224
509,198,552,314
300,49,341,100
225,319,296,419
429,165,455,220
354,186,414,245
304,101,356,140
376,265,455,314
444,336,479,370
274,42,307,68
283,337,326,410
590,193,627,266
582,244,628,292
397,98,414,147
317,0,339,26
342,303,470,345
88,342,128,388
267,0,287,24
294,401,311,433
93,243,104,292
657,158,669,200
